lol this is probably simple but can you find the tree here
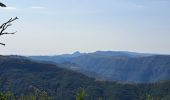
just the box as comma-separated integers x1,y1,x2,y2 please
0,2,18,46
76,88,87,100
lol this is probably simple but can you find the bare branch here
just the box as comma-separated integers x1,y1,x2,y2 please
0,43,5,46
0,2,6,7
0,17,18,46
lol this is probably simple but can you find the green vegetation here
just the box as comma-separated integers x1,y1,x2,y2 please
0,88,167,100
76,88,87,100
1,80,52,100
0,56,170,100
146,94,154,100
0,93,7,100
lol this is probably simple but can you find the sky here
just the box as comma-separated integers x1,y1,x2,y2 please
0,0,170,55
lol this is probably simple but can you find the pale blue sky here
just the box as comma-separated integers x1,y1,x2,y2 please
0,0,170,55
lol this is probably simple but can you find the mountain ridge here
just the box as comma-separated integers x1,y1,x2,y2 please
1,55,170,99
29,51,170,83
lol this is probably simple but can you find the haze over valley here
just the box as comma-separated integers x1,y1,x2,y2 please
1,0,170,99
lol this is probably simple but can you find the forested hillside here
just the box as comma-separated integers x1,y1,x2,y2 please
0,55,170,100
29,51,170,83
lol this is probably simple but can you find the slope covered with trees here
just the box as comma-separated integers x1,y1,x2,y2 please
29,51,170,83
0,55,170,100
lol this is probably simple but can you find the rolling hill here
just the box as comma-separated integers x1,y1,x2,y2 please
0,55,170,99
29,51,170,83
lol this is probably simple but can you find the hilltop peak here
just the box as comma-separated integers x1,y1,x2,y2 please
73,51,81,55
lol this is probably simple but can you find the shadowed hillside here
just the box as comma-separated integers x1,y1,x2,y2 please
1,55,170,100
29,51,170,83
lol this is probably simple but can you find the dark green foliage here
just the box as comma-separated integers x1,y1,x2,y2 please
0,93,7,100
146,94,154,100
1,56,170,100
76,88,87,100
0,88,52,100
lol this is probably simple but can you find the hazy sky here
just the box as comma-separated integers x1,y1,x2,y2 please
0,0,170,55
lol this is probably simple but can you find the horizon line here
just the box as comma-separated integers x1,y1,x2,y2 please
1,50,170,56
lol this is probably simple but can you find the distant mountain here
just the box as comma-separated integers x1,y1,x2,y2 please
70,55,170,83
29,51,84,64
29,51,152,63
93,51,153,57
1,55,170,100
29,51,170,83
61,51,84,58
